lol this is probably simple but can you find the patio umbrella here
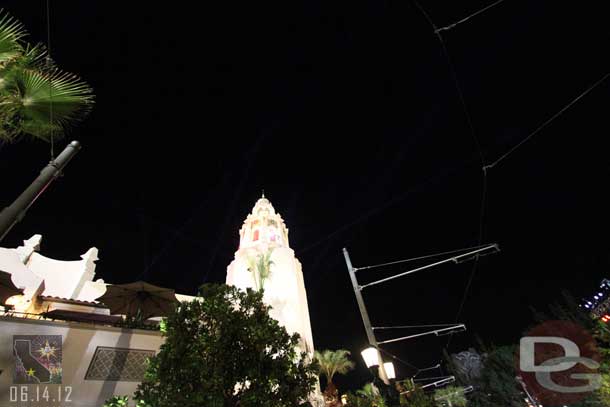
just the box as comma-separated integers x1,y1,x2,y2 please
95,281,178,320
0,270,23,305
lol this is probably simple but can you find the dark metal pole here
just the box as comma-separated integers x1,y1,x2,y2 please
343,248,389,383
0,141,81,242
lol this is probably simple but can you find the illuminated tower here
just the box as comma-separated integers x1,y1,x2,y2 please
226,194,315,356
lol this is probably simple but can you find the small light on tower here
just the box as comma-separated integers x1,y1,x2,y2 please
361,347,380,368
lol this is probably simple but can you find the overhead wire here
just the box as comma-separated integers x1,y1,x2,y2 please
484,71,610,170
374,344,420,374
354,244,493,271
411,0,489,350
410,0,610,351
435,0,509,34
45,0,54,159
297,162,468,256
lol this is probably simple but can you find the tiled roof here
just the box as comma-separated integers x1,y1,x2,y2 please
39,296,107,308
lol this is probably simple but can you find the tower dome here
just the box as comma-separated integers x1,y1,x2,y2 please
238,193,289,249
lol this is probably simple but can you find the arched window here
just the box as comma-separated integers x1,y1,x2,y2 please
253,229,259,241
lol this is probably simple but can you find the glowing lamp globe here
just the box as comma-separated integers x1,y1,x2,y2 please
361,347,380,368
383,362,396,380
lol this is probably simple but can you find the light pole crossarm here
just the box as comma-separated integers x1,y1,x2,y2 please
414,375,452,382
377,324,465,345
401,376,456,395
359,243,499,290
422,376,455,389
434,385,474,401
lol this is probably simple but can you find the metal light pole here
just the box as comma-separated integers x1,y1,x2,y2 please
343,244,499,385
0,141,81,242
344,248,390,383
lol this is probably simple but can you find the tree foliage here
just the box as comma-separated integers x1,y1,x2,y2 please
102,395,129,407
315,349,355,384
433,385,468,407
0,9,93,143
397,381,434,407
445,343,523,407
445,290,610,406
356,383,387,407
134,283,318,407
536,292,610,406
315,348,355,403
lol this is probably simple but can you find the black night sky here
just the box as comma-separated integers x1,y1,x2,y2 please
1,0,609,390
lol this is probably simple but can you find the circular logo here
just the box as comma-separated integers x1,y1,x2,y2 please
516,320,601,406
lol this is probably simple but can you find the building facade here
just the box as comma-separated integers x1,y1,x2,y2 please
226,195,316,357
0,195,320,406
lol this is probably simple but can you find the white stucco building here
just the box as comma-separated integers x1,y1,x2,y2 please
0,195,320,406
0,236,189,406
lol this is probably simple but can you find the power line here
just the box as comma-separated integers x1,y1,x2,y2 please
355,244,493,271
412,0,609,350
45,0,54,159
447,168,488,349
411,0,490,350
484,71,610,170
435,0,509,34
374,344,420,373
411,1,486,166
435,27,486,167
297,162,467,256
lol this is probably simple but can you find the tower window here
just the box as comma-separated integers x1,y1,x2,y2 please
253,230,259,241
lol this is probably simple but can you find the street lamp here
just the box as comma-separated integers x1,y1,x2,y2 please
361,348,401,407
361,347,380,369
383,362,396,380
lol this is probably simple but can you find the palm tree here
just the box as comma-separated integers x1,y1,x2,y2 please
314,349,355,404
356,383,387,407
247,249,274,291
0,9,94,143
433,385,468,407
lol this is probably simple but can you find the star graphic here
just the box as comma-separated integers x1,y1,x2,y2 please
36,340,57,360
26,368,35,376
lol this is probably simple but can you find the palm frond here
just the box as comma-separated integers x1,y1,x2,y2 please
7,66,94,141
0,10,94,143
17,43,48,69
256,250,273,289
0,9,27,65
314,349,355,382
247,249,275,291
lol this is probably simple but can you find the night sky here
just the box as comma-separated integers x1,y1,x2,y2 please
1,0,609,391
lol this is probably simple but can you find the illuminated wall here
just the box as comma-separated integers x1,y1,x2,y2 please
226,195,316,357
0,316,163,407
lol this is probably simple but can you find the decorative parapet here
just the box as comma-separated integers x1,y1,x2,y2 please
15,234,42,263
71,248,99,299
